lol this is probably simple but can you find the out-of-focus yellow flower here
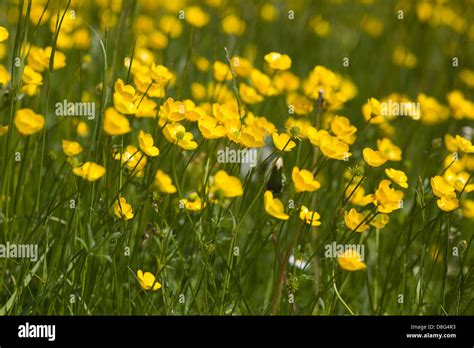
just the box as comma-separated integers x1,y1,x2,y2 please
72,162,106,181
462,199,474,218
444,134,458,152
14,108,45,135
459,69,474,89
377,138,402,161
360,15,384,37
363,147,388,167
370,213,390,229
137,270,161,291
160,15,183,38
453,172,474,192
150,64,173,85
198,115,226,139
374,179,404,213
418,94,449,125
185,6,210,28
113,79,139,114
338,249,367,271
103,107,132,136
344,208,369,232
251,68,278,96
456,135,474,153
212,170,243,198
77,121,89,138
287,94,313,115
62,140,83,157
154,170,177,194
0,125,8,136
385,168,408,188
27,46,66,72
447,90,474,120
239,83,263,104
299,205,321,226
213,61,232,81
319,133,351,160
274,71,300,93
181,193,203,211
392,46,417,68
272,132,296,151
0,26,9,42
264,190,289,220
195,56,210,72
309,16,330,37
331,115,357,145
345,184,375,206
114,197,134,220
21,65,43,96
163,123,198,150
232,56,253,77
138,130,159,157
260,3,278,22
0,64,10,85
222,14,246,36
115,145,147,176
264,52,291,70
292,167,321,192
362,98,385,124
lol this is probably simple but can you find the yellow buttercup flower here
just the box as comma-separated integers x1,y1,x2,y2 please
362,98,385,124
138,130,159,157
154,170,177,194
363,147,388,167
292,167,321,192
21,65,43,96
239,83,264,104
264,52,292,70
455,135,474,153
0,26,8,42
115,145,147,176
374,179,404,213
163,123,198,150
14,108,45,135
113,79,139,115
431,176,456,198
453,172,474,192
77,121,89,138
370,213,390,229
160,97,186,122
299,205,321,226
462,199,474,218
264,190,289,220
385,168,408,188
113,197,134,220
213,170,243,198
136,270,161,291
72,162,106,181
198,116,226,139
272,132,296,151
181,193,203,211
0,64,10,85
319,133,351,160
27,46,66,72
345,184,375,206
377,138,402,161
185,6,210,28
103,107,132,136
436,196,459,212
344,208,369,232
444,134,458,152
338,249,367,271
62,140,83,157
331,115,357,145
